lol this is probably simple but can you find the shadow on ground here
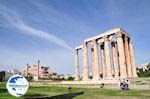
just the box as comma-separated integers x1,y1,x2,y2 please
0,88,8,93
24,92,84,99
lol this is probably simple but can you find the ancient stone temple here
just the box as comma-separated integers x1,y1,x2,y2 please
74,28,137,81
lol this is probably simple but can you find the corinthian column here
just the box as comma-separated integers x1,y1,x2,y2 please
91,45,95,78
129,39,138,77
75,49,79,80
116,32,127,79
112,42,119,79
82,42,89,80
101,44,106,79
124,36,132,78
92,39,100,80
104,36,112,79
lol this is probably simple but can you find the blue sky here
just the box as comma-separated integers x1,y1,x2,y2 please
0,0,149,74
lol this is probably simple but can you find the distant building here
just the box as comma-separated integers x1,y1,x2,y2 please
138,62,150,72
5,69,21,80
22,60,54,81
10,69,20,75
5,71,13,80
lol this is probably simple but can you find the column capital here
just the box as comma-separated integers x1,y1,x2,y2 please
83,42,87,48
92,39,98,44
75,49,78,54
111,42,115,47
109,36,113,41
116,31,123,38
124,35,129,41
83,42,87,45
103,36,109,41
92,39,98,46
92,39,96,41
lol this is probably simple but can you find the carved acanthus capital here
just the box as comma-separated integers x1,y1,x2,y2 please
111,42,116,47
92,39,97,44
116,31,122,38
124,35,129,41
103,36,109,41
109,36,113,41
83,42,87,47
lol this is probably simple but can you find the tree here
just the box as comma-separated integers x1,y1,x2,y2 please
67,76,75,81
137,68,150,77
0,71,5,82
25,73,33,82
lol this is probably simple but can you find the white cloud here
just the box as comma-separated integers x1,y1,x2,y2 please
0,4,73,51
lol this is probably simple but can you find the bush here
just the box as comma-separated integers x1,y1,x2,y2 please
137,68,150,77
67,77,75,81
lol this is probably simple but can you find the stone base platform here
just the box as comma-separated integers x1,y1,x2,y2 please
61,79,119,85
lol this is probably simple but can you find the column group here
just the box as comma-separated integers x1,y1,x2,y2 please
75,30,137,81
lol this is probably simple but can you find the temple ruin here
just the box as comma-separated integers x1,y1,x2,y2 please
74,28,137,81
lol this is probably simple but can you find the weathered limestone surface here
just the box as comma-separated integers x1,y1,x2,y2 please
91,45,95,78
82,43,89,80
124,36,132,78
112,42,119,79
75,49,79,80
104,36,112,79
92,39,100,80
101,44,106,79
117,31,127,79
129,40,138,77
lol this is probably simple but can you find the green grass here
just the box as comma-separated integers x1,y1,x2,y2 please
0,82,149,99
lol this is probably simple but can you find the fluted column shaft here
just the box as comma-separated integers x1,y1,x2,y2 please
75,49,79,80
104,36,112,79
91,45,95,78
124,36,132,78
129,39,138,77
117,32,127,79
112,42,119,79
101,44,106,79
92,39,100,80
82,43,89,80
